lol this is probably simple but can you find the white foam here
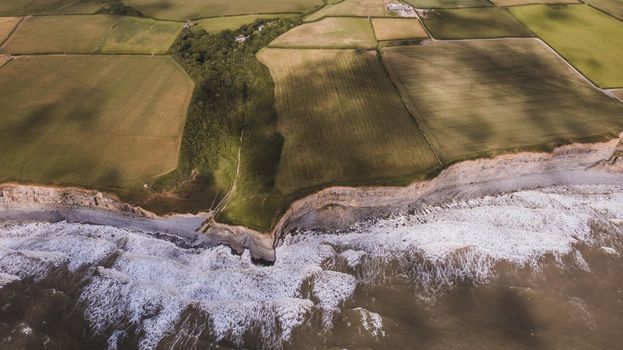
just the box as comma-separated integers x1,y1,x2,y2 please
355,308,384,338
0,185,621,348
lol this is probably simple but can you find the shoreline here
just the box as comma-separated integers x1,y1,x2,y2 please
1,133,622,263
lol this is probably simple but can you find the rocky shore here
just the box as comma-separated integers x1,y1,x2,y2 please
1,133,622,263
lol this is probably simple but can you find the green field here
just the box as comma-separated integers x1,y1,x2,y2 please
422,8,533,39
196,14,298,33
405,0,492,8
1,14,119,54
304,0,385,21
123,0,323,20
372,18,428,41
584,0,623,20
270,17,376,48
100,17,183,54
0,55,194,188
0,0,105,16
511,5,623,88
382,39,623,163
258,48,440,194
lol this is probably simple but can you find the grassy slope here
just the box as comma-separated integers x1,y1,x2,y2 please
405,0,492,9
304,0,385,21
123,0,323,20
0,0,105,16
372,18,428,41
161,19,302,230
511,4,623,88
382,39,623,164
100,17,183,54
422,8,533,39
197,14,298,34
1,14,119,54
258,48,440,194
0,55,193,189
269,17,377,48
0,17,21,44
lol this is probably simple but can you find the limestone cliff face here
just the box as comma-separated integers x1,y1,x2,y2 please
0,185,154,217
1,133,622,264
271,133,623,238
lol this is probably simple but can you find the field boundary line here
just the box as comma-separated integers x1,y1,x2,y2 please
379,50,444,168
0,16,26,50
0,55,13,70
584,2,623,22
94,15,126,53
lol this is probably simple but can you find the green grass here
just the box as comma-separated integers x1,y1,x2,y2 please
123,0,323,20
382,39,623,164
0,55,194,189
0,0,105,16
511,4,623,88
196,14,298,34
304,0,385,21
269,17,377,49
405,0,492,9
584,0,623,20
422,8,533,39
100,17,183,54
258,48,440,195
1,14,119,54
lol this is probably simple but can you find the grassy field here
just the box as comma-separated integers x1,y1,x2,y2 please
0,55,194,188
511,5,623,88
584,0,623,20
196,14,298,33
1,14,119,54
422,8,533,39
304,0,385,21
491,0,578,6
405,0,492,8
123,0,323,20
0,17,21,45
258,48,440,194
269,17,376,48
372,18,428,41
100,17,183,54
0,0,104,16
382,39,623,163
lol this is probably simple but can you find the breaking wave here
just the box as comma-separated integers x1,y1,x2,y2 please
0,185,622,349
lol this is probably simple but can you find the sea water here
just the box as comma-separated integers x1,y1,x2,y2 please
0,185,622,349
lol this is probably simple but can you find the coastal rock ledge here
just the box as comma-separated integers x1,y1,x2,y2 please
1,133,623,264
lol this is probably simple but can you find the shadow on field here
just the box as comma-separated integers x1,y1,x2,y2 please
423,8,533,38
4,86,124,189
271,50,440,194
382,39,623,164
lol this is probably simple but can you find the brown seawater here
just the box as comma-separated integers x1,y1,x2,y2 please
0,185,622,349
